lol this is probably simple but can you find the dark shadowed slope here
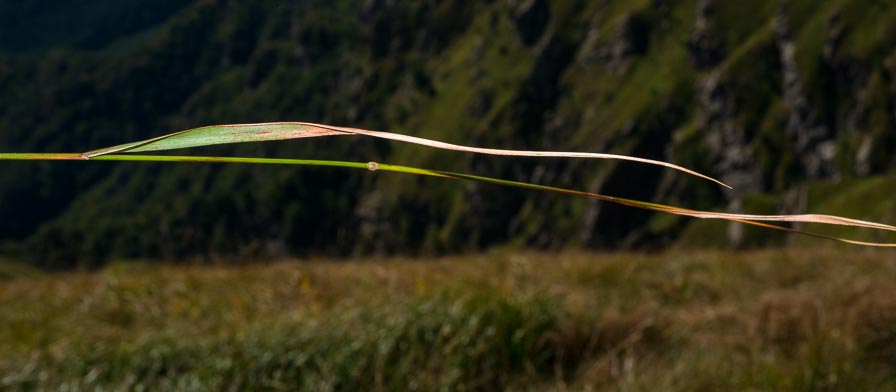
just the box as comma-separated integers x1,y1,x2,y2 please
1,0,895,266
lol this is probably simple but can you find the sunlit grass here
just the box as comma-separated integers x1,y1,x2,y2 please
3,249,896,390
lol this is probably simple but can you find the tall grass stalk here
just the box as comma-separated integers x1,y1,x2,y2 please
1,122,895,247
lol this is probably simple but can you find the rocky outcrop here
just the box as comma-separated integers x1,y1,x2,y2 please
686,0,725,69
511,0,551,46
611,13,650,64
774,8,837,179
698,71,763,196
685,0,761,195
575,11,650,72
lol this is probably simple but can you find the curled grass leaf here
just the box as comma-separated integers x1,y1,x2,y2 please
83,122,731,188
1,122,894,247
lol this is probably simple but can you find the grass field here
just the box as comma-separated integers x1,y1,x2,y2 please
2,249,896,391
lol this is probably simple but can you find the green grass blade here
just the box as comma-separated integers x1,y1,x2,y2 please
82,122,731,188
2,152,893,246
64,154,896,247
83,123,347,156
0,153,86,160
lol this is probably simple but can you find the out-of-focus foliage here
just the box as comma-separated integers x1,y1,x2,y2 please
1,0,896,267
4,250,896,390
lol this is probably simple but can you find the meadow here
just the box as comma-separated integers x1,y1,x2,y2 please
2,249,896,390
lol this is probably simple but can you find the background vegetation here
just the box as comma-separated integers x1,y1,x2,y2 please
3,2,896,389
2,0,895,267
3,250,896,390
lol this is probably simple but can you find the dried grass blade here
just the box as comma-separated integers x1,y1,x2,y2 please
434,170,896,247
83,122,730,188
79,154,896,247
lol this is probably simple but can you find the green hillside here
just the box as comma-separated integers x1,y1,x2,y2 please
1,0,895,267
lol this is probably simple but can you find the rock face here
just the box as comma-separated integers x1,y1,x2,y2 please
2,0,896,266
511,0,551,46
698,71,763,196
775,9,837,180
686,0,725,69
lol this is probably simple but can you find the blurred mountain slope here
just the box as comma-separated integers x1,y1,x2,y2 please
1,0,895,267
0,0,188,52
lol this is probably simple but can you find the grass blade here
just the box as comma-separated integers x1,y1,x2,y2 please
4,152,889,247
0,153,87,160
82,122,731,188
